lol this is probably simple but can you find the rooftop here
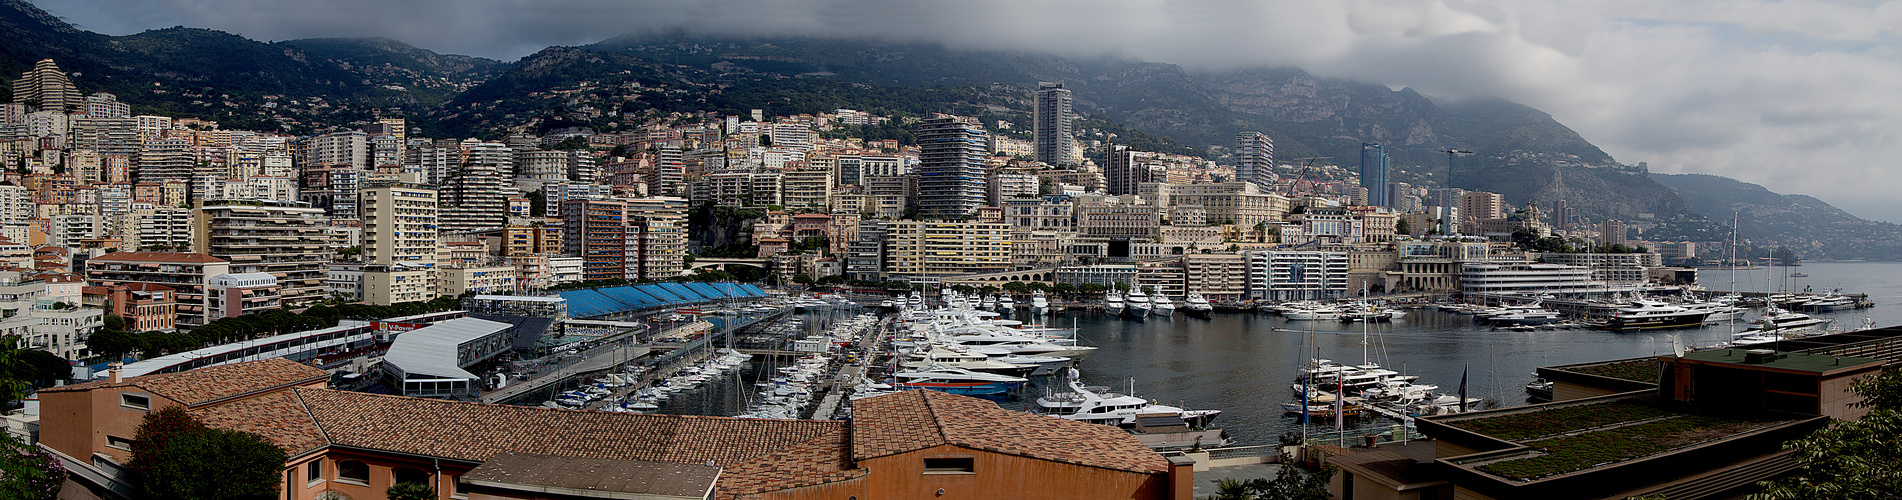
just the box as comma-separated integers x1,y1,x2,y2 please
853,389,1168,474
382,317,512,380
1672,348,1884,375
462,452,722,500
1436,397,1799,482
90,251,227,264
44,358,327,407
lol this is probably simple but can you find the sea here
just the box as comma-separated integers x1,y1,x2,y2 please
656,262,1902,447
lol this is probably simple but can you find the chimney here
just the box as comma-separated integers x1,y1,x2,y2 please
107,361,122,384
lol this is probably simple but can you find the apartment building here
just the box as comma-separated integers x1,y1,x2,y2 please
204,272,281,321
85,252,229,327
884,221,1011,280
81,283,177,332
361,184,439,267
437,265,517,297
1181,254,1249,301
1166,183,1291,226
1246,251,1349,301
192,199,328,309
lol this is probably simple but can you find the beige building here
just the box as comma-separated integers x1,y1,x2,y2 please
363,267,433,306
438,265,517,297
361,184,438,267
191,200,329,308
1181,253,1249,301
1459,191,1505,222
886,221,1012,280
781,168,834,211
1166,183,1291,226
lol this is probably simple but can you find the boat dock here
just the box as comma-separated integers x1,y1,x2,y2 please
806,314,894,419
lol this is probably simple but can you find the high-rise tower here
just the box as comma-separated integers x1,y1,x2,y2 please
916,117,988,219
1034,82,1073,165
1235,131,1274,191
13,59,78,111
1360,143,1390,207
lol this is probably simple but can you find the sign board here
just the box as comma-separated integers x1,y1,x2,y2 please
375,321,424,332
675,307,702,315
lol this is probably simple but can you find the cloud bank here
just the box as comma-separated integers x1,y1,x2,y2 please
38,0,1902,221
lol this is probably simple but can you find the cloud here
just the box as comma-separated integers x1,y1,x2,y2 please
35,0,1902,220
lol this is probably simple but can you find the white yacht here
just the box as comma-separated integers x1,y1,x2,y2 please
1183,293,1213,315
1150,293,1176,316
1748,307,1834,333
1124,289,1152,317
1031,290,1051,315
1284,304,1341,321
1035,368,1221,429
891,366,1028,395
997,295,1016,312
1105,292,1125,313
980,294,998,311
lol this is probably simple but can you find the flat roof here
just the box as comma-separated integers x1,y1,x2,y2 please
384,317,512,380
462,452,720,500
473,294,566,302
1672,349,1884,375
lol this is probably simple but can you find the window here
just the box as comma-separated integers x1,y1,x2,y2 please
452,475,469,499
337,460,370,485
922,457,975,474
393,467,430,487
305,460,322,484
120,393,150,410
105,435,134,450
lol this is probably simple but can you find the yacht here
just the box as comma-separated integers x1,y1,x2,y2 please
1747,307,1834,333
891,366,1028,395
1031,290,1051,315
1124,289,1152,317
1804,292,1855,312
997,295,1016,312
1183,293,1214,316
1150,293,1176,316
1284,304,1341,321
1104,292,1125,314
1487,308,1561,326
980,295,998,311
1602,300,1711,331
1681,296,1747,323
1035,368,1221,429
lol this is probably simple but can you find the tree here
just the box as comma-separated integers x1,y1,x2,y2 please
88,329,138,360
139,428,287,500
387,482,437,500
0,431,61,499
1210,455,1335,500
1750,369,1902,499
1395,218,1411,236
103,314,126,332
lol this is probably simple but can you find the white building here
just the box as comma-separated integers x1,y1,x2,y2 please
1246,251,1350,301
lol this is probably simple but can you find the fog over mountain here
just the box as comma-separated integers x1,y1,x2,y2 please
39,0,1902,222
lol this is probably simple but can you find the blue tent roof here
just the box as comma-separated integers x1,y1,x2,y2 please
684,282,724,300
635,284,685,303
739,284,767,297
659,282,708,301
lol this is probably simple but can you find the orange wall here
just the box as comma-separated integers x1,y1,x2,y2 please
39,387,184,467
288,449,476,500
774,444,1167,500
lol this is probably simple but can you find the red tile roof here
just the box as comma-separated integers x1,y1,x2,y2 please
852,390,1169,474
43,358,327,407
90,251,228,264
716,428,864,500
190,390,329,457
293,389,845,466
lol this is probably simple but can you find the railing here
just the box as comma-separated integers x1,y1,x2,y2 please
1300,424,1415,447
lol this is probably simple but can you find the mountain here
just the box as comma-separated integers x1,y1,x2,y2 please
2,4,1893,258
1649,173,1902,260
0,0,498,132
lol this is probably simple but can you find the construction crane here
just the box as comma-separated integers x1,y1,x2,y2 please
1438,149,1473,189
1277,156,1333,198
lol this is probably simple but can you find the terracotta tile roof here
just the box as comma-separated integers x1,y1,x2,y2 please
293,389,846,466
189,390,328,457
716,428,864,500
852,390,1169,474
91,251,228,264
44,358,328,407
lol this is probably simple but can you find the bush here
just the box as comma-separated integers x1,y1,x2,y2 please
131,408,286,500
387,482,436,500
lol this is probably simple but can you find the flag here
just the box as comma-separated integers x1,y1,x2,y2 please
1334,369,1345,429
1457,367,1468,413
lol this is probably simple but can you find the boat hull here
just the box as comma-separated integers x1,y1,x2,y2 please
1603,313,1710,331
895,380,1023,395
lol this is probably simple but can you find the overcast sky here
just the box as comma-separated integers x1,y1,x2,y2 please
37,0,1902,222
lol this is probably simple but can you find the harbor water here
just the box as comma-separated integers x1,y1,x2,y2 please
654,262,1902,448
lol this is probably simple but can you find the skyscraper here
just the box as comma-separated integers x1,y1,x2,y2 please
1235,131,1274,190
12,59,78,111
1359,143,1390,207
1034,82,1073,165
916,117,988,219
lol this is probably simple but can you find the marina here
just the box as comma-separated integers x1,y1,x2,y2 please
509,261,1902,451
